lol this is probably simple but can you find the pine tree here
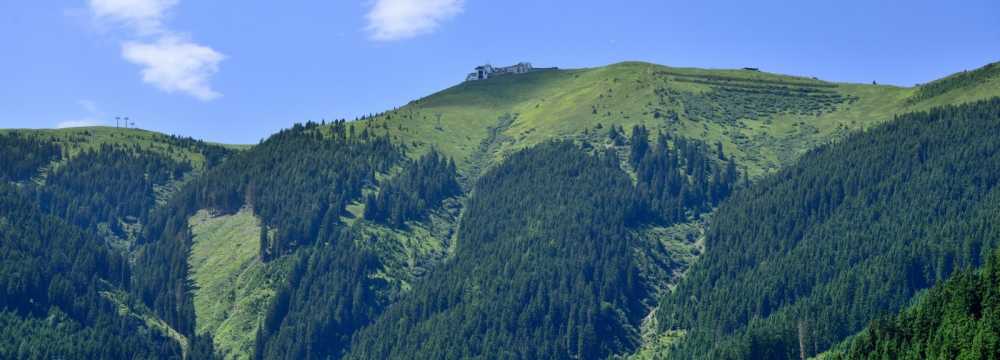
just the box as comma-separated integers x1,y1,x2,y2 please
259,224,269,262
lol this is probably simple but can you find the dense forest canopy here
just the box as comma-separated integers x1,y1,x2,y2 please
133,115,758,360
255,230,387,360
347,141,650,359
33,144,193,240
657,97,1000,359
628,125,741,224
824,248,1000,359
363,149,461,227
0,132,61,182
0,182,184,359
0,133,230,359
130,121,453,360
345,135,737,359
255,129,469,359
132,121,398,338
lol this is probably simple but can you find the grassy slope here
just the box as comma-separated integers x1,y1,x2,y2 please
358,63,878,177
188,208,292,360
356,197,464,293
357,61,1000,180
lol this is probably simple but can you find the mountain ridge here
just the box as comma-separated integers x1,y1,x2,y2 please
348,60,1000,180
2,59,1000,360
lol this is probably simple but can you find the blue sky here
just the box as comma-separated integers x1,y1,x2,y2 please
1,0,997,144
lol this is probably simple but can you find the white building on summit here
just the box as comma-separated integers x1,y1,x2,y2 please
466,62,535,81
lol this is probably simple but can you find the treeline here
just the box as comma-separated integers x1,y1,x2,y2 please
826,249,1000,359
0,183,183,359
255,230,387,359
32,144,192,239
627,125,740,224
0,132,61,182
252,126,463,359
656,97,1000,359
243,122,441,359
347,141,649,359
908,61,999,104
363,149,461,227
161,133,233,168
166,121,401,259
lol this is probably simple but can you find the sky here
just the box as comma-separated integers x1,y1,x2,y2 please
0,0,997,144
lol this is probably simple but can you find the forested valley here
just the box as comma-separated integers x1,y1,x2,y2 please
345,126,743,359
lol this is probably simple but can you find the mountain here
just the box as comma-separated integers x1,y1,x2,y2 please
2,60,1000,359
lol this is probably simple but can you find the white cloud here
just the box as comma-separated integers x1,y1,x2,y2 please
88,0,178,35
56,99,106,128
87,0,225,100
57,119,104,128
122,36,225,101
366,0,464,41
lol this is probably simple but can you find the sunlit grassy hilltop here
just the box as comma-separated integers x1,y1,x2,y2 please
358,61,1000,178
0,126,246,170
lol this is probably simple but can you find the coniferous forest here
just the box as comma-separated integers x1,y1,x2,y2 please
35,145,193,239
363,149,461,227
657,98,1000,359
132,121,400,352
348,141,650,359
0,132,62,182
0,183,183,359
822,248,1000,359
0,132,229,359
340,131,743,359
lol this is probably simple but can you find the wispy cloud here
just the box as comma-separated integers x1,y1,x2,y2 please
57,99,106,128
57,120,105,129
366,0,464,41
88,0,178,35
123,36,225,101
86,0,225,101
